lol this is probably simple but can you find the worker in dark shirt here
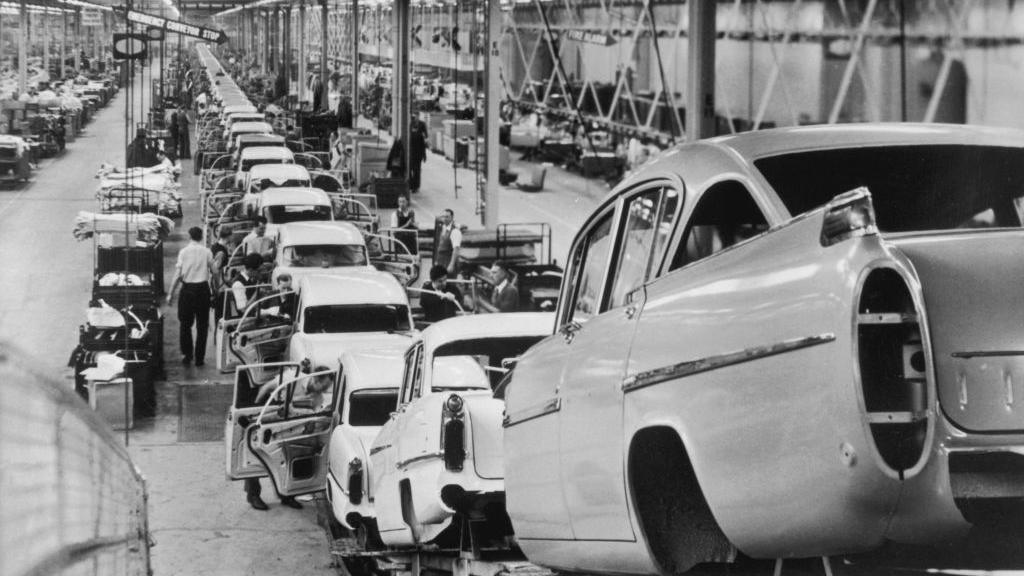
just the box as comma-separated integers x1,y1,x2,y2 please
420,264,462,323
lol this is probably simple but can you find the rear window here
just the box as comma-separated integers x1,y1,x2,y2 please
265,205,332,224
303,304,411,333
347,389,398,426
754,145,1024,232
283,244,367,267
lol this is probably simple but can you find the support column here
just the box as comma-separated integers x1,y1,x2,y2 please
298,2,306,105
685,0,715,141
266,10,274,75
18,0,27,95
42,12,50,81
283,7,291,97
319,0,328,111
73,8,81,73
351,0,359,122
393,0,410,164
483,0,501,227
60,11,66,80
271,7,279,73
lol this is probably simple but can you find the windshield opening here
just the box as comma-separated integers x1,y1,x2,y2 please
303,304,411,333
264,205,332,224
754,145,1024,232
432,336,545,390
240,158,287,172
347,389,398,426
283,244,367,267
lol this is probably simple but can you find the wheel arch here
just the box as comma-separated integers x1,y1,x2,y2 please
626,425,737,575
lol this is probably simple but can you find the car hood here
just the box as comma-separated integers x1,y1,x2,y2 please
891,229,1024,433
294,333,413,366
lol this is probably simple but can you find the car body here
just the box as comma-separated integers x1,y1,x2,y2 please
234,134,287,166
243,163,311,196
272,221,374,285
235,146,295,188
254,187,335,237
227,121,275,151
223,111,267,131
326,348,405,531
504,123,1024,574
283,272,415,370
219,104,258,118
369,312,552,548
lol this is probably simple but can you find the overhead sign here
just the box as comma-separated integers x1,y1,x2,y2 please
113,7,228,44
112,33,148,60
563,29,616,47
81,8,103,27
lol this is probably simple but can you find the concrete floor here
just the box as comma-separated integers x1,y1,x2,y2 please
0,62,610,574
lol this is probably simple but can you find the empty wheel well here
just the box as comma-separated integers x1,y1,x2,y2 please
628,427,736,575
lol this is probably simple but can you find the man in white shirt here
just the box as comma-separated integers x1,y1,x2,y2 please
242,216,276,261
167,227,216,366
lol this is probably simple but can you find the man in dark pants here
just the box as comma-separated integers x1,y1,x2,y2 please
166,227,215,366
408,114,427,193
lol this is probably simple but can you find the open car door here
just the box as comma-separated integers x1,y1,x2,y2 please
366,230,420,287
225,362,302,480
248,367,340,497
229,292,296,374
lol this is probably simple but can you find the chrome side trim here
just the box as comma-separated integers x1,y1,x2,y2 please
503,397,562,428
622,333,837,393
369,444,391,456
952,350,1024,359
396,451,443,469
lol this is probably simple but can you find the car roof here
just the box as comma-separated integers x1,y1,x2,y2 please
278,221,365,246
237,134,285,145
248,163,309,179
703,123,1024,161
259,187,331,206
239,146,294,160
338,348,406,391
226,112,265,120
298,271,409,307
419,312,553,360
221,104,256,115
229,121,273,134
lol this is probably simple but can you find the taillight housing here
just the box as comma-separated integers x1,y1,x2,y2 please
821,187,878,247
441,393,466,472
347,458,363,504
856,267,930,478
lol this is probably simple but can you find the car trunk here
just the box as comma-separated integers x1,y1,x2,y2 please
892,229,1024,433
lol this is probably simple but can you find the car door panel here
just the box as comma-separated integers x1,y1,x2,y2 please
225,362,301,479
249,415,334,496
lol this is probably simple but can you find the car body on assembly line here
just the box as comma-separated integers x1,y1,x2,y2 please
325,348,405,535
271,221,374,285
370,312,553,549
503,123,1024,574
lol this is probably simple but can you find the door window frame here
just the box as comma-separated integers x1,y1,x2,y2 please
603,181,684,312
557,205,619,328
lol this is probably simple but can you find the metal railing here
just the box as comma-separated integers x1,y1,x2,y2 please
0,342,151,576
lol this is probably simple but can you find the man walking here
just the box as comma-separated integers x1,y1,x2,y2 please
166,227,216,366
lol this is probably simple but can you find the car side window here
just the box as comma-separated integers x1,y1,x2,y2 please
411,348,425,400
606,187,681,310
669,181,769,271
562,211,615,324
